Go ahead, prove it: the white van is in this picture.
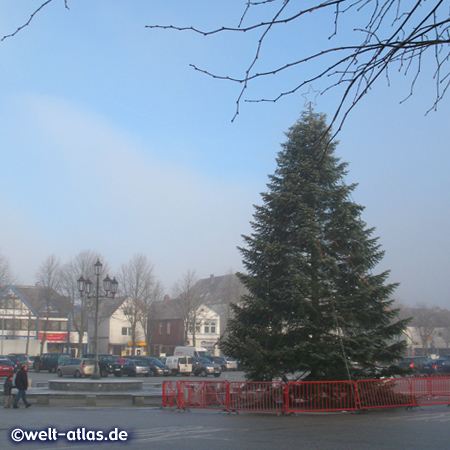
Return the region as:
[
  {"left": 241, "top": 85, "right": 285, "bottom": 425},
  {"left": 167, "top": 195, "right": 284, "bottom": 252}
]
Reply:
[
  {"left": 173, "top": 346, "right": 210, "bottom": 358},
  {"left": 165, "top": 356, "right": 193, "bottom": 376}
]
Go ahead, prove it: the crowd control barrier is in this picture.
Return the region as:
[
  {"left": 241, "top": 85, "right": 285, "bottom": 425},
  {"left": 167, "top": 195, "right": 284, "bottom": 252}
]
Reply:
[
  {"left": 162, "top": 375, "right": 450, "bottom": 414},
  {"left": 355, "top": 378, "right": 413, "bottom": 410},
  {"left": 411, "top": 376, "right": 450, "bottom": 406},
  {"left": 228, "top": 381, "right": 286, "bottom": 412},
  {"left": 286, "top": 380, "right": 357, "bottom": 413}
]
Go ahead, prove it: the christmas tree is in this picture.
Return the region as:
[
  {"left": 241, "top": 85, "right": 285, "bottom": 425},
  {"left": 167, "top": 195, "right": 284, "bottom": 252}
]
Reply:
[{"left": 221, "top": 110, "right": 409, "bottom": 381}]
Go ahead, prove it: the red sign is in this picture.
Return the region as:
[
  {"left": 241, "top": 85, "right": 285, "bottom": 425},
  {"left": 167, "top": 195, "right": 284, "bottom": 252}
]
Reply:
[{"left": 38, "top": 332, "right": 68, "bottom": 342}]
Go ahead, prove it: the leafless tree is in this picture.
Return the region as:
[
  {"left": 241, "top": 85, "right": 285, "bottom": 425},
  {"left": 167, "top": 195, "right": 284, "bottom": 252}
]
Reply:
[
  {"left": 172, "top": 269, "right": 205, "bottom": 346},
  {"left": 413, "top": 304, "right": 440, "bottom": 357},
  {"left": 118, "top": 254, "right": 162, "bottom": 355},
  {"left": 35, "top": 254, "right": 62, "bottom": 354},
  {"left": 3, "top": 1, "right": 449, "bottom": 152},
  {"left": 147, "top": 0, "right": 450, "bottom": 135},
  {"left": 60, "top": 250, "right": 111, "bottom": 356},
  {"left": 0, "top": 248, "right": 15, "bottom": 290}
]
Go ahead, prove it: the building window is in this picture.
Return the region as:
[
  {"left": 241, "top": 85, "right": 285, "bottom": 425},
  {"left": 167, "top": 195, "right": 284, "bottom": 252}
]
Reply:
[
  {"left": 122, "top": 327, "right": 127, "bottom": 336},
  {"left": 167, "top": 322, "right": 171, "bottom": 335},
  {"left": 195, "top": 321, "right": 201, "bottom": 333},
  {"left": 204, "top": 323, "right": 209, "bottom": 334},
  {"left": 210, "top": 322, "right": 216, "bottom": 334},
  {"left": 128, "top": 328, "right": 132, "bottom": 336},
  {"left": 159, "top": 322, "right": 163, "bottom": 335}
]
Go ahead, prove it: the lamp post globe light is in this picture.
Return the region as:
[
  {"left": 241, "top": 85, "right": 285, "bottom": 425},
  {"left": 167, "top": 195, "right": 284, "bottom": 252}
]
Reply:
[{"left": 77, "top": 259, "right": 118, "bottom": 380}]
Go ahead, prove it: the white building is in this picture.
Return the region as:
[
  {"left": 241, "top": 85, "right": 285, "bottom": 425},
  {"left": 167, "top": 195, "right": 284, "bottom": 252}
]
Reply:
[
  {"left": 96, "top": 296, "right": 147, "bottom": 356},
  {"left": 0, "top": 285, "right": 87, "bottom": 356}
]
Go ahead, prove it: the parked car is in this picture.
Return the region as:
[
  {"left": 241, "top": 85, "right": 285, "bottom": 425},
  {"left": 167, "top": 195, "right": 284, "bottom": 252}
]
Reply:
[
  {"left": 164, "top": 356, "right": 193, "bottom": 376},
  {"left": 192, "top": 357, "right": 221, "bottom": 378},
  {"left": 130, "top": 356, "right": 170, "bottom": 376},
  {"left": 28, "top": 356, "right": 36, "bottom": 370},
  {"left": 39, "top": 353, "right": 71, "bottom": 373},
  {"left": 0, "top": 357, "right": 15, "bottom": 377},
  {"left": 224, "top": 357, "right": 238, "bottom": 371},
  {"left": 210, "top": 356, "right": 238, "bottom": 371},
  {"left": 436, "top": 359, "right": 450, "bottom": 375},
  {"left": 237, "top": 359, "right": 247, "bottom": 371},
  {"left": 8, "top": 354, "right": 32, "bottom": 370},
  {"left": 209, "top": 356, "right": 227, "bottom": 371},
  {"left": 57, "top": 358, "right": 95, "bottom": 378},
  {"left": 417, "top": 359, "right": 439, "bottom": 376},
  {"left": 122, "top": 359, "right": 150, "bottom": 377},
  {"left": 396, "top": 356, "right": 428, "bottom": 371},
  {"left": 83, "top": 353, "right": 123, "bottom": 377}
]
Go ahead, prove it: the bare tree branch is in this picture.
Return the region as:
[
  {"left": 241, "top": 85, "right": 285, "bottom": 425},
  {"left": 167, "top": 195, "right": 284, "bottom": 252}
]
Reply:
[
  {"left": 147, "top": 0, "right": 450, "bottom": 143},
  {"left": 1, "top": 0, "right": 69, "bottom": 42}
]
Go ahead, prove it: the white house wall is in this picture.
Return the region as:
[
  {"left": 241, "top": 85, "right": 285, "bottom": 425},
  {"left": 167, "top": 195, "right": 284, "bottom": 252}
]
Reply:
[{"left": 188, "top": 305, "right": 221, "bottom": 356}]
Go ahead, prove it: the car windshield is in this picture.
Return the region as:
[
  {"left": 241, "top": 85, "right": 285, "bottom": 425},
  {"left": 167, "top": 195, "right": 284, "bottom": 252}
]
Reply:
[
  {"left": 200, "top": 358, "right": 212, "bottom": 364},
  {"left": 58, "top": 355, "right": 71, "bottom": 364}
]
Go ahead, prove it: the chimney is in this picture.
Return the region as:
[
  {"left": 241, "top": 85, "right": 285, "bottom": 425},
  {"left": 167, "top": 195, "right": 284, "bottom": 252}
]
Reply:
[{"left": 210, "top": 274, "right": 215, "bottom": 283}]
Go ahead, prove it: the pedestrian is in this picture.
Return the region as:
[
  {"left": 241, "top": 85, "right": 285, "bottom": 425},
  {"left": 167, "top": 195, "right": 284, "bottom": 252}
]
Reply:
[
  {"left": 13, "top": 364, "right": 31, "bottom": 409},
  {"left": 3, "top": 374, "right": 14, "bottom": 408},
  {"left": 34, "top": 354, "right": 41, "bottom": 373}
]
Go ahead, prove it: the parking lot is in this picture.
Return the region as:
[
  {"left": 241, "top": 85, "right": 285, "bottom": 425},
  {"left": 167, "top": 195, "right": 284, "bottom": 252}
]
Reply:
[{"left": 26, "top": 367, "right": 247, "bottom": 387}]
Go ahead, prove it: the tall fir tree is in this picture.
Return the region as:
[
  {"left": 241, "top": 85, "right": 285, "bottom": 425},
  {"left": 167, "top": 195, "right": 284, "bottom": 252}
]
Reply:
[{"left": 221, "top": 110, "right": 409, "bottom": 381}]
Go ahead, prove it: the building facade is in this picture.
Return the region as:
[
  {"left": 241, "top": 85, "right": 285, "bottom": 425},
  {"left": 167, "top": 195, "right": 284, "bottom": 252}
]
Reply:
[
  {"left": 0, "top": 285, "right": 87, "bottom": 356},
  {"left": 96, "top": 296, "right": 147, "bottom": 356},
  {"left": 150, "top": 299, "right": 221, "bottom": 357}
]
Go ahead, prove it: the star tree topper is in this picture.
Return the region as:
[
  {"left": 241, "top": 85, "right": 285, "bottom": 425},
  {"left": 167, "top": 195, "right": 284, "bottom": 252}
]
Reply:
[{"left": 301, "top": 85, "right": 320, "bottom": 110}]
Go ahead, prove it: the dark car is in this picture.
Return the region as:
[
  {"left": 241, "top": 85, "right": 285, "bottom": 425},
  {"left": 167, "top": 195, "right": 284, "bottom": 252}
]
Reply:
[
  {"left": 396, "top": 356, "right": 428, "bottom": 371},
  {"left": 39, "top": 353, "right": 71, "bottom": 373},
  {"left": 192, "top": 357, "right": 221, "bottom": 378},
  {"left": 8, "top": 354, "right": 32, "bottom": 370},
  {"left": 430, "top": 358, "right": 450, "bottom": 375},
  {"left": 209, "top": 356, "right": 227, "bottom": 371},
  {"left": 83, "top": 353, "right": 123, "bottom": 377},
  {"left": 417, "top": 359, "right": 439, "bottom": 376},
  {"left": 130, "top": 356, "right": 170, "bottom": 376}
]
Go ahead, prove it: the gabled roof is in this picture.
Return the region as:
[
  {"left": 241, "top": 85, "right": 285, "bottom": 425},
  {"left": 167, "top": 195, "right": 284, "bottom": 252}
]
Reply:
[
  {"left": 98, "top": 296, "right": 127, "bottom": 318},
  {"left": 1, "top": 285, "right": 72, "bottom": 318},
  {"left": 194, "top": 273, "right": 248, "bottom": 304}
]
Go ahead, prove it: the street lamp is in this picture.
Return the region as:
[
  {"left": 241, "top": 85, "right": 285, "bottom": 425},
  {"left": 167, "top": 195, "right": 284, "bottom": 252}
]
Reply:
[{"left": 77, "top": 259, "right": 118, "bottom": 380}]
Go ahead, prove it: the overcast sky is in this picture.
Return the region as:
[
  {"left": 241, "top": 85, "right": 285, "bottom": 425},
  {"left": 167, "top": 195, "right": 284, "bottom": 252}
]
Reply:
[{"left": 1, "top": 1, "right": 449, "bottom": 306}]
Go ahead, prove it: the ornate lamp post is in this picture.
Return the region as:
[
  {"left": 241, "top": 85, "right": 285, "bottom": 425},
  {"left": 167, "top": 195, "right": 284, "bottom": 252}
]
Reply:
[{"left": 77, "top": 259, "right": 118, "bottom": 380}]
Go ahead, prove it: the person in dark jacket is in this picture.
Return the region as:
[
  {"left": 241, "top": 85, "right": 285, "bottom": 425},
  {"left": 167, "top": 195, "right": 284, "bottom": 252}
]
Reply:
[
  {"left": 3, "top": 374, "right": 14, "bottom": 408},
  {"left": 13, "top": 365, "right": 31, "bottom": 409}
]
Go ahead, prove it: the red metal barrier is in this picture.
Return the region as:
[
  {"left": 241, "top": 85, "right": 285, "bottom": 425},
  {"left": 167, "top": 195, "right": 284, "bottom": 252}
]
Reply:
[
  {"left": 162, "top": 381, "right": 183, "bottom": 408},
  {"left": 287, "top": 381, "right": 357, "bottom": 413},
  {"left": 181, "top": 380, "right": 229, "bottom": 410},
  {"left": 163, "top": 376, "right": 450, "bottom": 413},
  {"left": 411, "top": 376, "right": 450, "bottom": 406},
  {"left": 356, "top": 378, "right": 414, "bottom": 409},
  {"left": 228, "top": 381, "right": 286, "bottom": 412}
]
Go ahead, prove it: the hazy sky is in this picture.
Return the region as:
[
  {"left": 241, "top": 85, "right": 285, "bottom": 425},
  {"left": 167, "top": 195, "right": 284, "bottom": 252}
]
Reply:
[{"left": 1, "top": 1, "right": 449, "bottom": 306}]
